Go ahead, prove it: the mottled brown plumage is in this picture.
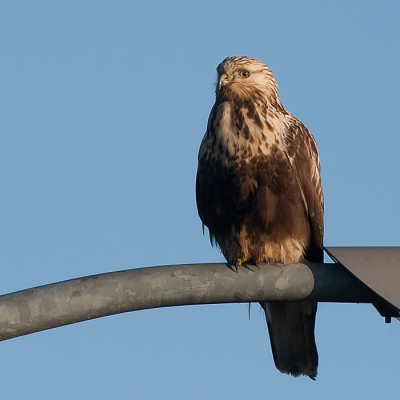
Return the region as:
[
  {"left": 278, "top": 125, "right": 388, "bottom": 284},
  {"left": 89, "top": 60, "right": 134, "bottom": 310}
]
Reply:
[{"left": 196, "top": 56, "right": 324, "bottom": 379}]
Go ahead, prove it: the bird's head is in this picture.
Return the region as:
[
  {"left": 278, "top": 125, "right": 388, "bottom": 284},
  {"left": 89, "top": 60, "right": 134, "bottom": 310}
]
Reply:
[{"left": 215, "top": 56, "right": 281, "bottom": 106}]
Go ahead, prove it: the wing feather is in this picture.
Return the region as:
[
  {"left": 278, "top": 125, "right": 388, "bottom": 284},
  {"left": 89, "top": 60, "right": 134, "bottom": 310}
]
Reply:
[{"left": 283, "top": 117, "right": 324, "bottom": 262}]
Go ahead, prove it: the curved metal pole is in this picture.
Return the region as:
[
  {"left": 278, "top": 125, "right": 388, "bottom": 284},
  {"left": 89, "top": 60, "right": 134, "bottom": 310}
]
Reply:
[{"left": 0, "top": 262, "right": 373, "bottom": 341}]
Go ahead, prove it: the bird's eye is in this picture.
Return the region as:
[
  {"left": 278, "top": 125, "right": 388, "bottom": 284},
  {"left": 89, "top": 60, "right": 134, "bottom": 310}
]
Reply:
[{"left": 238, "top": 70, "right": 250, "bottom": 78}]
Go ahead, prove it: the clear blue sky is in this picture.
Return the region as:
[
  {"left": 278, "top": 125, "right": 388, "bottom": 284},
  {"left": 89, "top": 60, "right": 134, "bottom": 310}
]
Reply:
[{"left": 1, "top": 1, "right": 400, "bottom": 398}]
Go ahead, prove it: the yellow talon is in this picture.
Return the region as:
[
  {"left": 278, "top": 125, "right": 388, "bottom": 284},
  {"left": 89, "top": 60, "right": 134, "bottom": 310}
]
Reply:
[{"left": 237, "top": 258, "right": 243, "bottom": 267}]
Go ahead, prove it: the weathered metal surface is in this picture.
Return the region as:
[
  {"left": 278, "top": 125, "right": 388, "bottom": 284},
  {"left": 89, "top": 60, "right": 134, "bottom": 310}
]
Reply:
[
  {"left": 325, "top": 247, "right": 400, "bottom": 314},
  {"left": 0, "top": 262, "right": 374, "bottom": 342}
]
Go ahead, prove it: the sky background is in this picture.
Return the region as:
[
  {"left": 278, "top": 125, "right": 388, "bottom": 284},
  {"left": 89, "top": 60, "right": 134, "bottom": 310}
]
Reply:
[{"left": 1, "top": 1, "right": 400, "bottom": 398}]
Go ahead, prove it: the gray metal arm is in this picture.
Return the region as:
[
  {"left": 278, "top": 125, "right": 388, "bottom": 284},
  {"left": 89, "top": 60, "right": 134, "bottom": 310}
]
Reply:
[{"left": 0, "top": 262, "right": 376, "bottom": 342}]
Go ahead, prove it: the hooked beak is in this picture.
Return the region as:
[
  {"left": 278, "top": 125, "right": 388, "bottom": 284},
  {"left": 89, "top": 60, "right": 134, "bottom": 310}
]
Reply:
[{"left": 218, "top": 73, "right": 229, "bottom": 90}]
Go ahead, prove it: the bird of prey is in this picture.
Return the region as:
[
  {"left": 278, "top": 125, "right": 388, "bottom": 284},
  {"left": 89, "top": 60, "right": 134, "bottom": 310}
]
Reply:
[{"left": 196, "top": 56, "right": 324, "bottom": 379}]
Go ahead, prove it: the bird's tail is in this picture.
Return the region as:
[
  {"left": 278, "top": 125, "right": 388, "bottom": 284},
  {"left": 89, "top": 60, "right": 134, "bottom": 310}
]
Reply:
[{"left": 261, "top": 301, "right": 318, "bottom": 380}]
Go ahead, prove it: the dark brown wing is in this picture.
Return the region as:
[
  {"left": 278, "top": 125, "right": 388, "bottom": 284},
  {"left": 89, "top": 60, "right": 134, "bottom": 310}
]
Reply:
[
  {"left": 195, "top": 103, "right": 227, "bottom": 243},
  {"left": 283, "top": 117, "right": 324, "bottom": 262}
]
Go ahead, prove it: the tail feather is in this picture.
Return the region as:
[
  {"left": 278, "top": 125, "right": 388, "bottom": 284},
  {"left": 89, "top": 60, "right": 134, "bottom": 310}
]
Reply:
[{"left": 261, "top": 301, "right": 318, "bottom": 380}]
